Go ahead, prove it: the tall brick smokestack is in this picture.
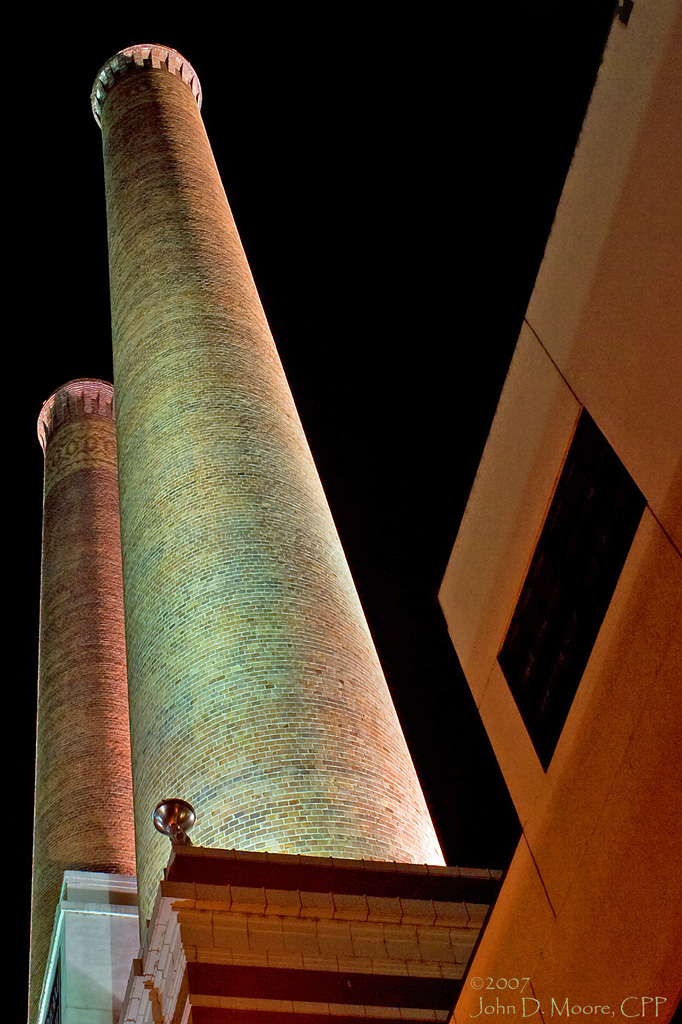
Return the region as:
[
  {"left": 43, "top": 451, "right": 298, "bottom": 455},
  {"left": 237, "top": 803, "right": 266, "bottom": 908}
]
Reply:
[
  {"left": 92, "top": 44, "right": 443, "bottom": 926},
  {"left": 29, "top": 379, "right": 135, "bottom": 1023}
]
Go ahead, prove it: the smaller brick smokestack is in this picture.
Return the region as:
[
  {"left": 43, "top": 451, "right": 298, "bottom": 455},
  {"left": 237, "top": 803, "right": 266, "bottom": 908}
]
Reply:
[{"left": 29, "top": 379, "right": 135, "bottom": 1024}]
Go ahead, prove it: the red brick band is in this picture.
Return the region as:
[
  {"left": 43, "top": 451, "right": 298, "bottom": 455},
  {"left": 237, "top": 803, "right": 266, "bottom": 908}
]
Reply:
[{"left": 187, "top": 961, "right": 460, "bottom": 1008}]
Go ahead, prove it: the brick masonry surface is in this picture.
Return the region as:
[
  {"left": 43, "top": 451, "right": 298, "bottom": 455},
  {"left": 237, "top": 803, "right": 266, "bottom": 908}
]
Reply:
[
  {"left": 30, "top": 380, "right": 135, "bottom": 1024},
  {"left": 96, "top": 47, "right": 443, "bottom": 928}
]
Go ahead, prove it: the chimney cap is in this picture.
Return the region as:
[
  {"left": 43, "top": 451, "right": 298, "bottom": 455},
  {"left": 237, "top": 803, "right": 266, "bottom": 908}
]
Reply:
[
  {"left": 37, "top": 378, "right": 115, "bottom": 452},
  {"left": 91, "top": 44, "right": 202, "bottom": 127}
]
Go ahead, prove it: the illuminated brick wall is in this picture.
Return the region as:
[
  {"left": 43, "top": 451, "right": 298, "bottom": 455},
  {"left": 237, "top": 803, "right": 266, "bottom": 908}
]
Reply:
[
  {"left": 93, "top": 45, "right": 443, "bottom": 927},
  {"left": 30, "top": 379, "right": 135, "bottom": 1023}
]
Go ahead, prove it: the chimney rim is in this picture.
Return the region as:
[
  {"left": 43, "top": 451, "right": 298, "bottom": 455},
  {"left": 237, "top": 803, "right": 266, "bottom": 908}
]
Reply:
[
  {"left": 90, "top": 44, "right": 202, "bottom": 127},
  {"left": 37, "top": 377, "right": 115, "bottom": 452}
]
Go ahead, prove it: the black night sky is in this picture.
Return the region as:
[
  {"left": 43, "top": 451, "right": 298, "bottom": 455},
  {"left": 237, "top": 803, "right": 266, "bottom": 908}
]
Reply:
[{"left": 11, "top": 3, "right": 617, "bottom": 1010}]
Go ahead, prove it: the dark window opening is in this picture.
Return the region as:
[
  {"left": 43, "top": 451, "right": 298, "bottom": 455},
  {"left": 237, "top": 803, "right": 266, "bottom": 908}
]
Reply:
[
  {"left": 498, "top": 410, "right": 645, "bottom": 769},
  {"left": 45, "top": 959, "right": 61, "bottom": 1024}
]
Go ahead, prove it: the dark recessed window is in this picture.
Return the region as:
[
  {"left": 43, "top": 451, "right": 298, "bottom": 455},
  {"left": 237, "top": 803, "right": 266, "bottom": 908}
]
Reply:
[
  {"left": 46, "top": 960, "right": 61, "bottom": 1024},
  {"left": 498, "top": 409, "right": 645, "bottom": 769}
]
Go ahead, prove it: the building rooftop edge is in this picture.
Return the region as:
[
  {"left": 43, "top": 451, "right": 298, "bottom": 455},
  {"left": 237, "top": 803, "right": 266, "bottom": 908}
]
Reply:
[
  {"left": 163, "top": 845, "right": 503, "bottom": 903},
  {"left": 37, "top": 378, "right": 115, "bottom": 452},
  {"left": 90, "top": 44, "right": 202, "bottom": 127}
]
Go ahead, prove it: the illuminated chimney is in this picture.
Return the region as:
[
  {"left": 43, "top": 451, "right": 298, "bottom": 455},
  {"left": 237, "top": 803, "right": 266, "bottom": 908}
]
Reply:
[
  {"left": 29, "top": 379, "right": 135, "bottom": 1022},
  {"left": 92, "top": 44, "right": 443, "bottom": 927}
]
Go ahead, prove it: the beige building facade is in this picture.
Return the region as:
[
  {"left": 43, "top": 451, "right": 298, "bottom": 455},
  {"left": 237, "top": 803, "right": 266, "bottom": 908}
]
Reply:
[{"left": 440, "top": 2, "right": 682, "bottom": 1017}]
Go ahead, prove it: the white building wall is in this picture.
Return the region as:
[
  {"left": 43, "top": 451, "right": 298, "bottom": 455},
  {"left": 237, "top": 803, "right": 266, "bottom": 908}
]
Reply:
[{"left": 37, "top": 871, "right": 138, "bottom": 1024}]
